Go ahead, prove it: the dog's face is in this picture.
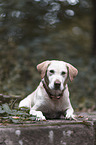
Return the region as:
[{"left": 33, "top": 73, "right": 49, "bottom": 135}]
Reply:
[
  {"left": 46, "top": 61, "right": 68, "bottom": 91},
  {"left": 37, "top": 60, "right": 78, "bottom": 93}
]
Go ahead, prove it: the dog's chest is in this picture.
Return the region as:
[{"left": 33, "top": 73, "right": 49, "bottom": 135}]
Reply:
[
  {"left": 39, "top": 82, "right": 67, "bottom": 113},
  {"left": 45, "top": 98, "right": 64, "bottom": 112},
  {"left": 43, "top": 99, "right": 65, "bottom": 119}
]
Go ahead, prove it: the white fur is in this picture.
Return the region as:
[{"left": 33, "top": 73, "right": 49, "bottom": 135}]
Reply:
[
  {"left": 19, "top": 60, "right": 78, "bottom": 120},
  {"left": 47, "top": 61, "right": 68, "bottom": 91}
]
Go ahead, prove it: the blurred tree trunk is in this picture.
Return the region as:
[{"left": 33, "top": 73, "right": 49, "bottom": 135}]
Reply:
[{"left": 92, "top": 0, "right": 96, "bottom": 56}]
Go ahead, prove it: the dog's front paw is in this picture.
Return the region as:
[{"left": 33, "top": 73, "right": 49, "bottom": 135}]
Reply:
[
  {"left": 65, "top": 109, "right": 75, "bottom": 120},
  {"left": 30, "top": 110, "right": 46, "bottom": 121}
]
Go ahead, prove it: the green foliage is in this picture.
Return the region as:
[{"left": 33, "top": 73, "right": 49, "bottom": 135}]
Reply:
[{"left": 0, "top": 103, "right": 36, "bottom": 124}]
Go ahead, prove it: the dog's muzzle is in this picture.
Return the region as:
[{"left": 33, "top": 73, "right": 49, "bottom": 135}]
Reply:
[
  {"left": 54, "top": 80, "right": 61, "bottom": 90},
  {"left": 42, "top": 80, "right": 65, "bottom": 100}
]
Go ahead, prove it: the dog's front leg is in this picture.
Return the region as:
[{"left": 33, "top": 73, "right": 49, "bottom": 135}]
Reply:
[
  {"left": 30, "top": 109, "right": 46, "bottom": 121},
  {"left": 65, "top": 107, "right": 75, "bottom": 120},
  {"left": 30, "top": 103, "right": 46, "bottom": 121}
]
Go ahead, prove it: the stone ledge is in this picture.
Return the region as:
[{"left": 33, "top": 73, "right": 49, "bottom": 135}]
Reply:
[{"left": 0, "top": 112, "right": 96, "bottom": 145}]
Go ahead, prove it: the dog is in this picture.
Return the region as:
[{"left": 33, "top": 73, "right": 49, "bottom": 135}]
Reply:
[{"left": 19, "top": 60, "right": 78, "bottom": 120}]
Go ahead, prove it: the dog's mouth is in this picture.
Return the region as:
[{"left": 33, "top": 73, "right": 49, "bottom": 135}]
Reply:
[{"left": 49, "top": 89, "right": 63, "bottom": 99}]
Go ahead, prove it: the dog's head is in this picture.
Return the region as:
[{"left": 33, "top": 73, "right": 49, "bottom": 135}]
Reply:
[{"left": 37, "top": 60, "right": 78, "bottom": 93}]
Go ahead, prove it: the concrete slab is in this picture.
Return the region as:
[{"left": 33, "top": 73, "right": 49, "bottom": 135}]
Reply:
[{"left": 0, "top": 119, "right": 95, "bottom": 145}]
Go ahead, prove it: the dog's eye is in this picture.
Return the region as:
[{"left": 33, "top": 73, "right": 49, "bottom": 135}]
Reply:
[
  {"left": 61, "top": 71, "right": 66, "bottom": 75},
  {"left": 49, "top": 70, "right": 54, "bottom": 74}
]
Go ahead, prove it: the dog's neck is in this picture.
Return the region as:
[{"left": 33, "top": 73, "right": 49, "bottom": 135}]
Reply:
[{"left": 42, "top": 79, "right": 66, "bottom": 100}]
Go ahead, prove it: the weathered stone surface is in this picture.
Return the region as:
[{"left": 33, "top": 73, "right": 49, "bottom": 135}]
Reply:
[
  {"left": 0, "top": 112, "right": 96, "bottom": 145},
  {"left": 0, "top": 119, "right": 95, "bottom": 145}
]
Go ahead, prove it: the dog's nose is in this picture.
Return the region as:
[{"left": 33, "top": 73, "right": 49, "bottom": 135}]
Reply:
[{"left": 54, "top": 80, "right": 61, "bottom": 90}]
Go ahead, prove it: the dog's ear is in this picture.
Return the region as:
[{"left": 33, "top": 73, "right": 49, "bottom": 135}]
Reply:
[
  {"left": 66, "top": 63, "right": 78, "bottom": 81},
  {"left": 37, "top": 61, "right": 51, "bottom": 79}
]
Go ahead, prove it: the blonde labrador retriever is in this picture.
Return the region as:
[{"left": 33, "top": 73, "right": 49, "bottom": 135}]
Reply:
[{"left": 19, "top": 60, "right": 78, "bottom": 120}]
